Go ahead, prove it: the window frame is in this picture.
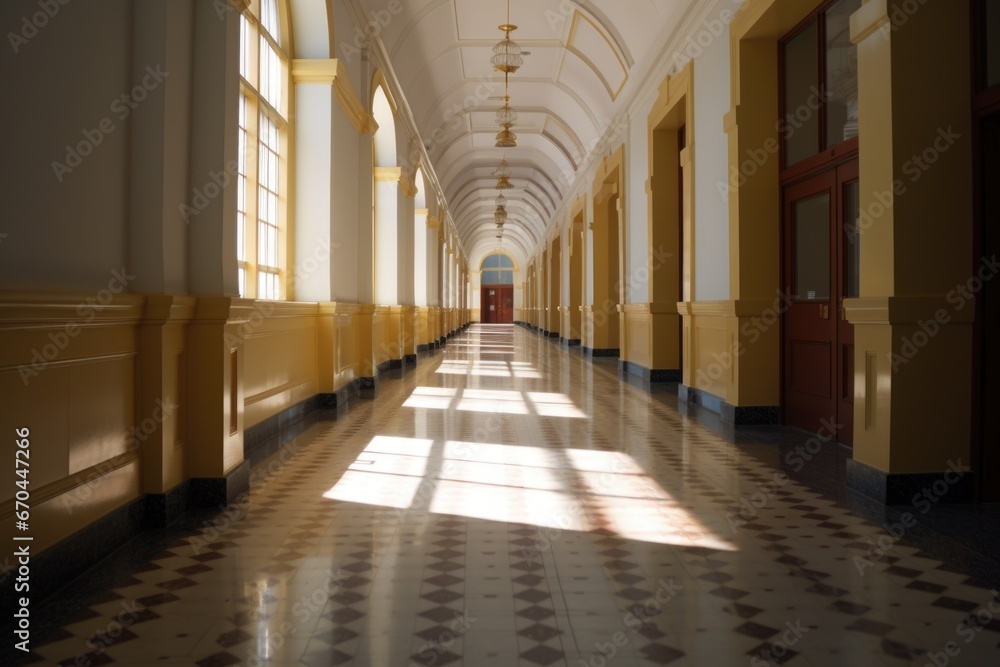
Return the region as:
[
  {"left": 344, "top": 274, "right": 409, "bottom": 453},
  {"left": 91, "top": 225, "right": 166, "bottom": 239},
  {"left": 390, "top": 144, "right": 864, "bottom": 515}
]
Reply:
[
  {"left": 778, "top": 0, "right": 861, "bottom": 184},
  {"left": 238, "top": 0, "right": 290, "bottom": 300}
]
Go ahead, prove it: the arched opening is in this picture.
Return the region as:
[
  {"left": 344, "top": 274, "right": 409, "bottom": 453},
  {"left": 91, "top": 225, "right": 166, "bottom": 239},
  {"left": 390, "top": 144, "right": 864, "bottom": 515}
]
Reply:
[
  {"left": 237, "top": 0, "right": 290, "bottom": 300},
  {"left": 413, "top": 167, "right": 429, "bottom": 308},
  {"left": 480, "top": 253, "right": 515, "bottom": 324},
  {"left": 373, "top": 84, "right": 398, "bottom": 306}
]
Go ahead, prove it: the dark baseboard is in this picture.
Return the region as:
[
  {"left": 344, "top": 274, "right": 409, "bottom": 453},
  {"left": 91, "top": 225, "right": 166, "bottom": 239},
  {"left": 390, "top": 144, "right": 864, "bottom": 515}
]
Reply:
[
  {"left": 546, "top": 331, "right": 559, "bottom": 339},
  {"left": 679, "top": 385, "right": 780, "bottom": 426},
  {"left": 404, "top": 353, "right": 417, "bottom": 365},
  {"left": 244, "top": 395, "right": 326, "bottom": 463},
  {"left": 846, "top": 458, "right": 976, "bottom": 506},
  {"left": 0, "top": 496, "right": 148, "bottom": 615},
  {"left": 2, "top": 456, "right": 252, "bottom": 621},
  {"left": 563, "top": 338, "right": 581, "bottom": 348},
  {"left": 583, "top": 347, "right": 620, "bottom": 359},
  {"left": 618, "top": 360, "right": 681, "bottom": 384}
]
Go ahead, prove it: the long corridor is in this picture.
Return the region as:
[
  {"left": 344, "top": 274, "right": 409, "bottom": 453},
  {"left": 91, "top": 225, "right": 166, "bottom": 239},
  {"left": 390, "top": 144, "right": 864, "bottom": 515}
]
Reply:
[{"left": 15, "top": 325, "right": 1000, "bottom": 667}]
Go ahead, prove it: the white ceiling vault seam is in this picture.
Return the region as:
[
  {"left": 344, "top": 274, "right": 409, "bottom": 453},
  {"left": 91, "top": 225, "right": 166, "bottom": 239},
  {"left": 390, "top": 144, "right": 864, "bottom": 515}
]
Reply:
[{"left": 350, "top": 0, "right": 708, "bottom": 269}]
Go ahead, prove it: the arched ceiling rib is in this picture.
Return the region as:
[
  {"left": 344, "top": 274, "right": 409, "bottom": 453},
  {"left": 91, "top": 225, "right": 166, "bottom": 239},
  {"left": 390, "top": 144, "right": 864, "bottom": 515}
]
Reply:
[{"left": 357, "top": 0, "right": 699, "bottom": 266}]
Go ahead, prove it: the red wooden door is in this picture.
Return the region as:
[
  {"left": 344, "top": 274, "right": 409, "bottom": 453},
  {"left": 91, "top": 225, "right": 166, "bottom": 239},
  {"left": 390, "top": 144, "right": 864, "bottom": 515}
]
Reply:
[
  {"left": 482, "top": 287, "right": 513, "bottom": 324},
  {"left": 782, "top": 159, "right": 858, "bottom": 444}
]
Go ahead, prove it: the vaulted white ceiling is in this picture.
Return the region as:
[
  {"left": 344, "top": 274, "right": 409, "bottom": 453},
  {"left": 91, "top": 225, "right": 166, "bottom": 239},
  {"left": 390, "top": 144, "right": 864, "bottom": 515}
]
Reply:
[{"left": 359, "top": 0, "right": 699, "bottom": 266}]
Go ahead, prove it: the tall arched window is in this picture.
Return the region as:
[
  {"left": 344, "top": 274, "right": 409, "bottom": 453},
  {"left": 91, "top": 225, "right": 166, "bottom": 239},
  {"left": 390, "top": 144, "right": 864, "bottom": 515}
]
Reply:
[
  {"left": 413, "top": 167, "right": 430, "bottom": 307},
  {"left": 481, "top": 254, "right": 514, "bottom": 285},
  {"left": 238, "top": 0, "right": 289, "bottom": 299},
  {"left": 372, "top": 84, "right": 397, "bottom": 305}
]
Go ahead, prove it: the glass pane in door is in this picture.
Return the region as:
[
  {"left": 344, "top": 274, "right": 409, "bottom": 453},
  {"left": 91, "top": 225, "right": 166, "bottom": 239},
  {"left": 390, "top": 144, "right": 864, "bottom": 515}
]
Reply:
[
  {"left": 794, "top": 193, "right": 831, "bottom": 300},
  {"left": 783, "top": 20, "right": 820, "bottom": 165},
  {"left": 825, "top": 0, "right": 861, "bottom": 146}
]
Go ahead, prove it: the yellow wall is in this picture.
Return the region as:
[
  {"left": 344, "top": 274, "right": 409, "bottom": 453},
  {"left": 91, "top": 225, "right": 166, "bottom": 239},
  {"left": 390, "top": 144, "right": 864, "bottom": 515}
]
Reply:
[
  {"left": 0, "top": 292, "right": 465, "bottom": 560},
  {"left": 1, "top": 293, "right": 144, "bottom": 553}
]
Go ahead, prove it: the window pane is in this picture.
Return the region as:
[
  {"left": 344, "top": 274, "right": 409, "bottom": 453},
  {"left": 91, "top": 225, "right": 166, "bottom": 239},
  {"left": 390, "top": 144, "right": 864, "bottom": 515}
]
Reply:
[
  {"left": 793, "top": 192, "right": 831, "bottom": 301},
  {"left": 260, "top": 39, "right": 282, "bottom": 112},
  {"left": 237, "top": 211, "right": 246, "bottom": 262},
  {"left": 783, "top": 20, "right": 820, "bottom": 166},
  {"left": 843, "top": 181, "right": 860, "bottom": 299},
  {"left": 238, "top": 267, "right": 246, "bottom": 298},
  {"left": 239, "top": 14, "right": 250, "bottom": 80},
  {"left": 261, "top": 0, "right": 279, "bottom": 39},
  {"left": 988, "top": 0, "right": 1000, "bottom": 88},
  {"left": 825, "top": 0, "right": 861, "bottom": 147}
]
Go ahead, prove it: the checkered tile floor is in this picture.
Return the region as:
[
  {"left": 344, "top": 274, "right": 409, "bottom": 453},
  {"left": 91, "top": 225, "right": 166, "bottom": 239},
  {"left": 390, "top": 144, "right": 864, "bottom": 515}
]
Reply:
[{"left": 16, "top": 325, "right": 1000, "bottom": 665}]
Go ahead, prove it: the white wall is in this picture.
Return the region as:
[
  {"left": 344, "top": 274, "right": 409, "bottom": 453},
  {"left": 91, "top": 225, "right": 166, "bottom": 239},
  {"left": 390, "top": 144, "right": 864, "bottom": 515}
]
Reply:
[
  {"left": 0, "top": 0, "right": 132, "bottom": 291},
  {"left": 294, "top": 84, "right": 333, "bottom": 302},
  {"left": 332, "top": 102, "right": 362, "bottom": 302},
  {"left": 692, "top": 0, "right": 736, "bottom": 302},
  {"left": 627, "top": 97, "right": 656, "bottom": 305}
]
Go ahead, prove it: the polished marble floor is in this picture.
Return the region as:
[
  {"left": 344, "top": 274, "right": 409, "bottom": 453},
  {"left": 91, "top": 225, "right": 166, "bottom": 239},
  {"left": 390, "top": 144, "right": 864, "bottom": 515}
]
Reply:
[{"left": 12, "top": 325, "right": 1000, "bottom": 666}]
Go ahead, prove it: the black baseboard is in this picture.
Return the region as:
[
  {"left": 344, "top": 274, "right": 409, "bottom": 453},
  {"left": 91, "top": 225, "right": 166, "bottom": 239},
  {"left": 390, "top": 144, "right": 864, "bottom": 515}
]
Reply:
[
  {"left": 562, "top": 338, "right": 581, "bottom": 348},
  {"left": 1, "top": 457, "right": 252, "bottom": 622},
  {"left": 846, "top": 459, "right": 976, "bottom": 506},
  {"left": 244, "top": 395, "right": 325, "bottom": 462},
  {"left": 546, "top": 331, "right": 559, "bottom": 339},
  {"left": 404, "top": 353, "right": 417, "bottom": 365},
  {"left": 0, "top": 496, "right": 149, "bottom": 616},
  {"left": 378, "top": 359, "right": 401, "bottom": 374},
  {"left": 618, "top": 360, "right": 681, "bottom": 384},
  {"left": 583, "top": 347, "right": 620, "bottom": 359},
  {"left": 679, "top": 385, "right": 780, "bottom": 425}
]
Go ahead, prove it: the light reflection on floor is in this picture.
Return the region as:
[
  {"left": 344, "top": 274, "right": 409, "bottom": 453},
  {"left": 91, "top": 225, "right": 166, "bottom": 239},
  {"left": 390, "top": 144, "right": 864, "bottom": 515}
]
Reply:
[{"left": 323, "top": 435, "right": 737, "bottom": 551}]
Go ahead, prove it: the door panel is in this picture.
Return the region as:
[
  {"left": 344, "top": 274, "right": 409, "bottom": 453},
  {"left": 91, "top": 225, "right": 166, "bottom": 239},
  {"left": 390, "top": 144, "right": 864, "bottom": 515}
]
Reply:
[
  {"left": 482, "top": 286, "right": 514, "bottom": 325},
  {"left": 783, "top": 160, "right": 857, "bottom": 444},
  {"left": 784, "top": 171, "right": 837, "bottom": 435}
]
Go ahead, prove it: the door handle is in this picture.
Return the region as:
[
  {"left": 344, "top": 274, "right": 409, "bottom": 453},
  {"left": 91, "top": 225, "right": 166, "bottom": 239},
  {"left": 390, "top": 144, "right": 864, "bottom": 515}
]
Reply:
[{"left": 820, "top": 304, "right": 830, "bottom": 319}]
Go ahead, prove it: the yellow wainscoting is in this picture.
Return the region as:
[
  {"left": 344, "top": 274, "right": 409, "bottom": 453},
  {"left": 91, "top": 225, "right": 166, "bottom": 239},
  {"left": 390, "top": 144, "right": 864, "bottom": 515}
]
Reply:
[
  {"left": 0, "top": 293, "right": 145, "bottom": 554},
  {"left": 621, "top": 305, "right": 652, "bottom": 371},
  {"left": 242, "top": 302, "right": 320, "bottom": 430}
]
